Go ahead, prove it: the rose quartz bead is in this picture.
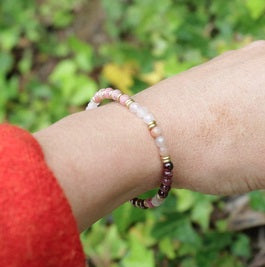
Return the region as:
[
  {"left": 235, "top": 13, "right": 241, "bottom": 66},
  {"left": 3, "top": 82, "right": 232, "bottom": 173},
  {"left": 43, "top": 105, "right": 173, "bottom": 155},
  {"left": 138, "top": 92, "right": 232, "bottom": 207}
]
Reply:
[
  {"left": 155, "top": 136, "right": 165, "bottom": 148},
  {"left": 95, "top": 92, "right": 103, "bottom": 101},
  {"left": 104, "top": 88, "right": 113, "bottom": 98},
  {"left": 129, "top": 102, "right": 140, "bottom": 113},
  {"left": 145, "top": 199, "right": 154, "bottom": 208},
  {"left": 120, "top": 94, "right": 130, "bottom": 105},
  {"left": 159, "top": 146, "right": 169, "bottom": 157},
  {"left": 112, "top": 89, "right": 122, "bottom": 100},
  {"left": 150, "top": 126, "right": 162, "bottom": 138},
  {"left": 93, "top": 95, "right": 101, "bottom": 103}
]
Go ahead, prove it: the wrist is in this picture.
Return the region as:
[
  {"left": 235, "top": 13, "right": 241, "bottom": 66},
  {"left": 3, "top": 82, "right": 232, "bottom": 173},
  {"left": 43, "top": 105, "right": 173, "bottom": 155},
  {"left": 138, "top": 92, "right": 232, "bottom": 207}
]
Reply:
[{"left": 34, "top": 101, "right": 160, "bottom": 230}]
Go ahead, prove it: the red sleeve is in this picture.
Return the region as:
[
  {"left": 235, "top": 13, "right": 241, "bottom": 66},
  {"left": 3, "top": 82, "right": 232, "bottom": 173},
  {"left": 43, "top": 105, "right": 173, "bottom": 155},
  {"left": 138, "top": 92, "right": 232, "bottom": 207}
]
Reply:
[{"left": 0, "top": 124, "right": 85, "bottom": 267}]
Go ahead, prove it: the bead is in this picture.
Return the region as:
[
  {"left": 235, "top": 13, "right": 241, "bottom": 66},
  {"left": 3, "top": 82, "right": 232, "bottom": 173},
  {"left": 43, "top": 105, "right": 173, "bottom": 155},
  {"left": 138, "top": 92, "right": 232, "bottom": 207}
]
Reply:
[
  {"left": 139, "top": 199, "right": 147, "bottom": 209},
  {"left": 85, "top": 101, "right": 98, "bottom": 110},
  {"left": 104, "top": 88, "right": 113, "bottom": 98},
  {"left": 163, "top": 169, "right": 173, "bottom": 177},
  {"left": 145, "top": 199, "right": 154, "bottom": 208},
  {"left": 112, "top": 89, "right": 122, "bottom": 100},
  {"left": 102, "top": 89, "right": 110, "bottom": 99},
  {"left": 161, "top": 155, "right": 171, "bottom": 163},
  {"left": 150, "top": 126, "right": 162, "bottom": 138},
  {"left": 143, "top": 113, "right": 155, "bottom": 124},
  {"left": 120, "top": 94, "right": 130, "bottom": 105},
  {"left": 158, "top": 189, "right": 168, "bottom": 198},
  {"left": 131, "top": 198, "right": 137, "bottom": 207},
  {"left": 136, "top": 106, "right": 149, "bottom": 119},
  {"left": 162, "top": 177, "right": 172, "bottom": 186},
  {"left": 129, "top": 102, "right": 140, "bottom": 113},
  {"left": 159, "top": 147, "right": 169, "bottom": 157},
  {"left": 117, "top": 93, "right": 123, "bottom": 101},
  {"left": 151, "top": 194, "right": 164, "bottom": 207},
  {"left": 93, "top": 94, "right": 101, "bottom": 102},
  {"left": 125, "top": 99, "right": 134, "bottom": 108},
  {"left": 148, "top": 121, "right": 157, "bottom": 129},
  {"left": 164, "top": 161, "right": 174, "bottom": 171},
  {"left": 160, "top": 184, "right": 171, "bottom": 192},
  {"left": 155, "top": 136, "right": 165, "bottom": 148}
]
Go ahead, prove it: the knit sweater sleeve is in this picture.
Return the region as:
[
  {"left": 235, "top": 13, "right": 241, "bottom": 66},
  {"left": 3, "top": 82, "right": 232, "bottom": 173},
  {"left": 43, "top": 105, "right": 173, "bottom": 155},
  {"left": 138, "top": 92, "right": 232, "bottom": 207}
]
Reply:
[{"left": 0, "top": 124, "right": 85, "bottom": 267}]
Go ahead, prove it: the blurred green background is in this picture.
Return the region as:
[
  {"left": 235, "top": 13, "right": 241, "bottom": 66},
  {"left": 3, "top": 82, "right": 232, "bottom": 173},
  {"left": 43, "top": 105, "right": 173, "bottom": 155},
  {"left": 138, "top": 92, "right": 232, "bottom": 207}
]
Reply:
[{"left": 1, "top": 0, "right": 265, "bottom": 266}]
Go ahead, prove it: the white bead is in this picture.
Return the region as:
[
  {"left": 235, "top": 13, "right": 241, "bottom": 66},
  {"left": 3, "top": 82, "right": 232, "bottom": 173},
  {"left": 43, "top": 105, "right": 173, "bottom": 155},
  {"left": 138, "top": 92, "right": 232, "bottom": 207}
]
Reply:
[
  {"left": 151, "top": 195, "right": 164, "bottom": 207},
  {"left": 155, "top": 136, "right": 165, "bottom": 147},
  {"left": 143, "top": 113, "right": 155, "bottom": 124},
  {"left": 85, "top": 101, "right": 98, "bottom": 110},
  {"left": 129, "top": 102, "right": 140, "bottom": 113},
  {"left": 136, "top": 106, "right": 148, "bottom": 119}
]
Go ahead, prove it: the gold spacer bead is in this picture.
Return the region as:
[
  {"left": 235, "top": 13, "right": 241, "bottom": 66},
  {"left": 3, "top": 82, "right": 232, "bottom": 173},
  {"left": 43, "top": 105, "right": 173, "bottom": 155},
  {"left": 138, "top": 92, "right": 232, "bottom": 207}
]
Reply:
[
  {"left": 117, "top": 93, "right": 123, "bottom": 102},
  {"left": 161, "top": 156, "right": 171, "bottom": 163},
  {"left": 148, "top": 121, "right": 157, "bottom": 130},
  {"left": 125, "top": 99, "right": 134, "bottom": 108}
]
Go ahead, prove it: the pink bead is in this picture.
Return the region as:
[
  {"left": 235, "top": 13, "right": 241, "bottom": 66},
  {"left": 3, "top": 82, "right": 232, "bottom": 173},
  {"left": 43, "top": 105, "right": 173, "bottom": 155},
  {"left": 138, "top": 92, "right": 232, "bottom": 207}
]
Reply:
[
  {"left": 146, "top": 199, "right": 155, "bottom": 208},
  {"left": 112, "top": 89, "right": 122, "bottom": 100},
  {"left": 150, "top": 126, "right": 162, "bottom": 138},
  {"left": 104, "top": 88, "right": 113, "bottom": 98},
  {"left": 94, "top": 92, "right": 102, "bottom": 103},
  {"left": 93, "top": 95, "right": 101, "bottom": 103},
  {"left": 119, "top": 94, "right": 130, "bottom": 105}
]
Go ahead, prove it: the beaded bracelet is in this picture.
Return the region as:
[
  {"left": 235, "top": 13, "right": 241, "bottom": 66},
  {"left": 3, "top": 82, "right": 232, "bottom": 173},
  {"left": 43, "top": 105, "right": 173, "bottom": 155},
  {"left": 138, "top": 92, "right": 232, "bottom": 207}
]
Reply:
[{"left": 86, "top": 88, "right": 174, "bottom": 209}]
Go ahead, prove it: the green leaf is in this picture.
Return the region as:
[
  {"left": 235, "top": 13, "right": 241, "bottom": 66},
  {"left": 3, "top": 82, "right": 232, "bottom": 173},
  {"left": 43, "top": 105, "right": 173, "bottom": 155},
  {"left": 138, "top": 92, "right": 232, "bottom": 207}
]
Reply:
[
  {"left": 69, "top": 75, "right": 97, "bottom": 106},
  {"left": 175, "top": 189, "right": 195, "bottom": 212},
  {"left": 18, "top": 49, "right": 32, "bottom": 74},
  {"left": 246, "top": 0, "right": 265, "bottom": 19},
  {"left": 231, "top": 234, "right": 251, "bottom": 259},
  {"left": 158, "top": 237, "right": 176, "bottom": 259},
  {"left": 112, "top": 202, "right": 146, "bottom": 235},
  {"left": 152, "top": 215, "right": 201, "bottom": 248},
  {"left": 249, "top": 190, "right": 265, "bottom": 212},
  {"left": 69, "top": 36, "right": 93, "bottom": 71},
  {"left": 0, "top": 52, "right": 13, "bottom": 74},
  {"left": 122, "top": 230, "right": 155, "bottom": 267},
  {"left": 49, "top": 60, "right": 77, "bottom": 84},
  {"left": 191, "top": 199, "right": 213, "bottom": 231}
]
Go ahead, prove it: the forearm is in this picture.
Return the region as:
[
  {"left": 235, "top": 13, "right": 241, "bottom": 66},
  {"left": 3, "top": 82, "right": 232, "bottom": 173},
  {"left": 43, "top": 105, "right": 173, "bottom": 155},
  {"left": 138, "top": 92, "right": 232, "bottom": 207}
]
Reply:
[{"left": 34, "top": 41, "right": 265, "bottom": 231}]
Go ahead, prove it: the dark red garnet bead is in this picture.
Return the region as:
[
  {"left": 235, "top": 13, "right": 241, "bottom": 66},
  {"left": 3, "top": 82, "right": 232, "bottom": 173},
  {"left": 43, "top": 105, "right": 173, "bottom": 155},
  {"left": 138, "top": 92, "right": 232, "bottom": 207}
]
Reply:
[
  {"left": 163, "top": 161, "right": 174, "bottom": 171},
  {"left": 160, "top": 184, "right": 171, "bottom": 192},
  {"left": 131, "top": 198, "right": 137, "bottom": 206},
  {"left": 163, "top": 170, "right": 173, "bottom": 178},
  {"left": 162, "top": 177, "right": 172, "bottom": 186},
  {"left": 158, "top": 189, "right": 168, "bottom": 198}
]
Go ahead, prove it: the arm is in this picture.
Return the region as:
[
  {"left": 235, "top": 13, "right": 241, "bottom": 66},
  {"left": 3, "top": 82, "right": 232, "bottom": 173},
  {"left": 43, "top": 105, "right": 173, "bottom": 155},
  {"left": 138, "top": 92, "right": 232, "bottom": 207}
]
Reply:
[{"left": 34, "top": 41, "right": 265, "bottom": 232}]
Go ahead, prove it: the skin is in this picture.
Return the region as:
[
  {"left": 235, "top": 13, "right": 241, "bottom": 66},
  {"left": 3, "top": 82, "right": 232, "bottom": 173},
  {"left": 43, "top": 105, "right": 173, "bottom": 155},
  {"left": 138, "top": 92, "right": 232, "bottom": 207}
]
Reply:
[{"left": 34, "top": 41, "right": 265, "bottom": 232}]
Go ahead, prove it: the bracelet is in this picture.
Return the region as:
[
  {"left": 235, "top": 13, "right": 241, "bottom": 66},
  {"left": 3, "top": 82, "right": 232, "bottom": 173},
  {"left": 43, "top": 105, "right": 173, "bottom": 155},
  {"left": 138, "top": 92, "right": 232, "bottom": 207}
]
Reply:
[{"left": 86, "top": 88, "right": 174, "bottom": 209}]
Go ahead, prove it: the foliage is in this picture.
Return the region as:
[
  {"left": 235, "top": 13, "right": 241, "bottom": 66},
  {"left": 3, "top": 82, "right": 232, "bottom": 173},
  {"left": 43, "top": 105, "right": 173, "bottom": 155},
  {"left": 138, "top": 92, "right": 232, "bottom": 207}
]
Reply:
[{"left": 1, "top": 0, "right": 265, "bottom": 266}]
